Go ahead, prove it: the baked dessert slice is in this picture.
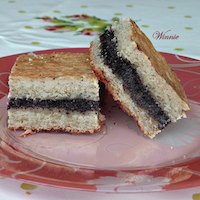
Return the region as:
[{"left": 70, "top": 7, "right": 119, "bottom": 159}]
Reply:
[
  {"left": 90, "top": 17, "right": 190, "bottom": 138},
  {"left": 8, "top": 52, "right": 105, "bottom": 134}
]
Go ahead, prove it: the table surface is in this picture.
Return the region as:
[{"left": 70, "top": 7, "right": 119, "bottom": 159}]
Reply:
[{"left": 0, "top": 0, "right": 200, "bottom": 199}]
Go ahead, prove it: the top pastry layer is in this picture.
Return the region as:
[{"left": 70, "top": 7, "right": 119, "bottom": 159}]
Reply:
[
  {"left": 10, "top": 52, "right": 96, "bottom": 80},
  {"left": 9, "top": 52, "right": 99, "bottom": 101}
]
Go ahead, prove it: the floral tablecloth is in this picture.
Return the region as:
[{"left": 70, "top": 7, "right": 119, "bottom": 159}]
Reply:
[{"left": 0, "top": 0, "right": 200, "bottom": 199}]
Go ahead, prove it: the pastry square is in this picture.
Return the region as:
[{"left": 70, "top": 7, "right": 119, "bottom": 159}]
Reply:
[
  {"left": 90, "top": 18, "right": 189, "bottom": 138},
  {"left": 8, "top": 52, "right": 105, "bottom": 134}
]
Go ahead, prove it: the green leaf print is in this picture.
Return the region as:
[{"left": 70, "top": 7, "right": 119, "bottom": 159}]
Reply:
[{"left": 36, "top": 14, "right": 139, "bottom": 36}]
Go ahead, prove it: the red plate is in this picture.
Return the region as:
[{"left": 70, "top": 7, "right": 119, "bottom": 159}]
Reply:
[{"left": 0, "top": 48, "right": 200, "bottom": 193}]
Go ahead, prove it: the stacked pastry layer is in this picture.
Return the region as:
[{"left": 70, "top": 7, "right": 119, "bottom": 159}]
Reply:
[
  {"left": 90, "top": 17, "right": 190, "bottom": 138},
  {"left": 8, "top": 52, "right": 105, "bottom": 134}
]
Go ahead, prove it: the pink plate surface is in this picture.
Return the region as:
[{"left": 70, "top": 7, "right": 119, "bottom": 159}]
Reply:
[{"left": 0, "top": 48, "right": 200, "bottom": 193}]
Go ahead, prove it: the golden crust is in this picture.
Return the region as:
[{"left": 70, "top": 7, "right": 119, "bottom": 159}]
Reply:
[
  {"left": 10, "top": 52, "right": 96, "bottom": 80},
  {"left": 130, "top": 20, "right": 189, "bottom": 110}
]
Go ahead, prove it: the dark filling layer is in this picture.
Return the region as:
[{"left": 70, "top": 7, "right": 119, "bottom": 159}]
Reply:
[
  {"left": 8, "top": 98, "right": 99, "bottom": 112},
  {"left": 100, "top": 29, "right": 171, "bottom": 129}
]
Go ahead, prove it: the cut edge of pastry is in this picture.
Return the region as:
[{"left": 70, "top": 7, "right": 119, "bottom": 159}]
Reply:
[{"left": 90, "top": 17, "right": 190, "bottom": 138}]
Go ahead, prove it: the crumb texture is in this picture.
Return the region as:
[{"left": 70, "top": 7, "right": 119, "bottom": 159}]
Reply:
[{"left": 8, "top": 108, "right": 104, "bottom": 134}]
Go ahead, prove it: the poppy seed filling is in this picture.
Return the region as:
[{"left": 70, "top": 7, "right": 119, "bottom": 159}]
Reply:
[
  {"left": 8, "top": 98, "right": 100, "bottom": 112},
  {"left": 99, "top": 29, "right": 171, "bottom": 129}
]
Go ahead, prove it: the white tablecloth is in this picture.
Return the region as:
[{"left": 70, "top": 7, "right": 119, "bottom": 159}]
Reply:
[
  {"left": 0, "top": 0, "right": 200, "bottom": 199},
  {"left": 0, "top": 0, "right": 200, "bottom": 59}
]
